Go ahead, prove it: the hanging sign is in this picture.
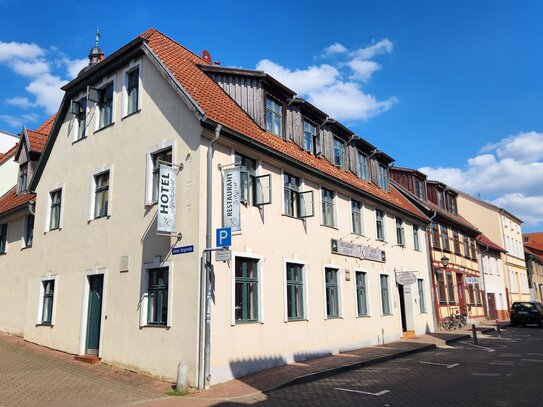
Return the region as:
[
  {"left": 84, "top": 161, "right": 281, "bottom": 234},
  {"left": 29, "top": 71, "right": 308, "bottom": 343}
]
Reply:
[
  {"left": 396, "top": 272, "right": 417, "bottom": 286},
  {"left": 223, "top": 167, "right": 241, "bottom": 231},
  {"left": 157, "top": 164, "right": 177, "bottom": 233},
  {"left": 331, "top": 239, "right": 386, "bottom": 263}
]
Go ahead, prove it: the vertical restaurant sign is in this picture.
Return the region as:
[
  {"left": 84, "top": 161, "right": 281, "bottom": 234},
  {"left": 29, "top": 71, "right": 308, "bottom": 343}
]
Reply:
[
  {"left": 223, "top": 167, "right": 241, "bottom": 231},
  {"left": 157, "top": 164, "right": 177, "bottom": 233}
]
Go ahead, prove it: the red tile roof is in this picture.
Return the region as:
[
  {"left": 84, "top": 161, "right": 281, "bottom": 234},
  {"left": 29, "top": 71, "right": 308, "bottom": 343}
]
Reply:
[
  {"left": 27, "top": 130, "right": 48, "bottom": 153},
  {"left": 476, "top": 234, "right": 505, "bottom": 253},
  {"left": 35, "top": 114, "right": 56, "bottom": 135},
  {"left": 0, "top": 187, "right": 35, "bottom": 215},
  {"left": 140, "top": 29, "right": 428, "bottom": 221},
  {"left": 0, "top": 144, "right": 17, "bottom": 166},
  {"left": 525, "top": 241, "right": 543, "bottom": 256},
  {"left": 524, "top": 232, "right": 543, "bottom": 244}
]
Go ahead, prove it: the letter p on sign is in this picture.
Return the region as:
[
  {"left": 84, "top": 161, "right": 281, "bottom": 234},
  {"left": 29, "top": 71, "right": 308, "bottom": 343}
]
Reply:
[{"left": 216, "top": 227, "right": 232, "bottom": 247}]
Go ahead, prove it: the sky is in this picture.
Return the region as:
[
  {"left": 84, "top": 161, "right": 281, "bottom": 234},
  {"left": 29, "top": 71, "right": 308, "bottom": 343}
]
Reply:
[{"left": 0, "top": 0, "right": 542, "bottom": 231}]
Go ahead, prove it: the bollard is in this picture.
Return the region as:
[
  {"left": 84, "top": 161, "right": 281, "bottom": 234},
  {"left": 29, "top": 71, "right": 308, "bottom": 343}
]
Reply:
[
  {"left": 496, "top": 319, "right": 501, "bottom": 338},
  {"left": 472, "top": 324, "right": 478, "bottom": 345},
  {"left": 176, "top": 361, "right": 188, "bottom": 393}
]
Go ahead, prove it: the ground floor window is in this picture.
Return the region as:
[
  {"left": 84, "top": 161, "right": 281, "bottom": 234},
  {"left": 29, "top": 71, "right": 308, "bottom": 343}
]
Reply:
[
  {"left": 41, "top": 280, "right": 55, "bottom": 324},
  {"left": 325, "top": 268, "right": 340, "bottom": 318},
  {"left": 437, "top": 271, "right": 447, "bottom": 303},
  {"left": 148, "top": 267, "right": 168, "bottom": 325},
  {"left": 286, "top": 263, "right": 304, "bottom": 320},
  {"left": 380, "top": 274, "right": 391, "bottom": 315},
  {"left": 235, "top": 257, "right": 259, "bottom": 322},
  {"left": 446, "top": 272, "right": 456, "bottom": 304},
  {"left": 356, "top": 271, "right": 368, "bottom": 316},
  {"left": 418, "top": 279, "right": 426, "bottom": 313}
]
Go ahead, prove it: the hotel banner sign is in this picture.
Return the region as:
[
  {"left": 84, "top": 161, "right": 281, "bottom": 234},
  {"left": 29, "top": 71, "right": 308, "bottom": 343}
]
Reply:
[
  {"left": 331, "top": 239, "right": 386, "bottom": 263},
  {"left": 157, "top": 164, "right": 177, "bottom": 233},
  {"left": 223, "top": 167, "right": 241, "bottom": 232}
]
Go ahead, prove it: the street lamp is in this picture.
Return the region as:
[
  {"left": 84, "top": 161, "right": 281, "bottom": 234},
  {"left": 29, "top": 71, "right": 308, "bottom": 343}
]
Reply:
[{"left": 440, "top": 255, "right": 449, "bottom": 268}]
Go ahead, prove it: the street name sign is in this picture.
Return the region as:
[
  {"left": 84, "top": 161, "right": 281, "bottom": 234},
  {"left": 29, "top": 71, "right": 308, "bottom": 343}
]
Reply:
[{"left": 172, "top": 245, "right": 194, "bottom": 255}]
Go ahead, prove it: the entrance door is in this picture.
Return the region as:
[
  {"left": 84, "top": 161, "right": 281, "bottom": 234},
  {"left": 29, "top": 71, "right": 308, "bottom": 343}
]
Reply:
[
  {"left": 86, "top": 275, "right": 104, "bottom": 355},
  {"left": 487, "top": 293, "right": 498, "bottom": 320},
  {"left": 456, "top": 273, "right": 466, "bottom": 315},
  {"left": 398, "top": 284, "right": 407, "bottom": 332}
]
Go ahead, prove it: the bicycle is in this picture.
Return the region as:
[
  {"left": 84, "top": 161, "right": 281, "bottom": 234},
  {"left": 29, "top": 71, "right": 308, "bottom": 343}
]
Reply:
[{"left": 441, "top": 309, "right": 467, "bottom": 330}]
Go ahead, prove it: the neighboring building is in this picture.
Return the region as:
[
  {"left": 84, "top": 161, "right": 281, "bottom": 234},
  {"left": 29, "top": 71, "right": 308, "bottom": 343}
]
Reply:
[
  {"left": 0, "top": 29, "right": 435, "bottom": 387},
  {"left": 390, "top": 168, "right": 485, "bottom": 326},
  {"left": 0, "top": 130, "right": 19, "bottom": 153},
  {"left": 0, "top": 144, "right": 19, "bottom": 196},
  {"left": 477, "top": 234, "right": 508, "bottom": 320},
  {"left": 523, "top": 234, "right": 543, "bottom": 302},
  {"left": 457, "top": 192, "right": 530, "bottom": 305}
]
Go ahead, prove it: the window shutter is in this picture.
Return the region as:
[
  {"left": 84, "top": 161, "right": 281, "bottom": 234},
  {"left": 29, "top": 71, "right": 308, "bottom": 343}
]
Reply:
[
  {"left": 322, "top": 129, "right": 334, "bottom": 163},
  {"left": 347, "top": 145, "right": 357, "bottom": 174}
]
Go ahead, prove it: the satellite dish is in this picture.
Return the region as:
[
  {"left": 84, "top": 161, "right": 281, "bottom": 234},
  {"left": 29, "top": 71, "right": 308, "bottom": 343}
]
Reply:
[{"left": 202, "top": 50, "right": 212, "bottom": 64}]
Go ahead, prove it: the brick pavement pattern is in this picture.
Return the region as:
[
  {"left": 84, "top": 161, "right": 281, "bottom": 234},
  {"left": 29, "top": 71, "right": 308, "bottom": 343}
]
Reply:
[{"left": 0, "top": 332, "right": 171, "bottom": 407}]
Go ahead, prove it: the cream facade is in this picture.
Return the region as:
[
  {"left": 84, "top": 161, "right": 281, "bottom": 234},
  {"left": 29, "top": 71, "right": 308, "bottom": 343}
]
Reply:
[
  {"left": 0, "top": 30, "right": 435, "bottom": 388},
  {"left": 478, "top": 246, "right": 508, "bottom": 320},
  {"left": 457, "top": 193, "right": 530, "bottom": 306}
]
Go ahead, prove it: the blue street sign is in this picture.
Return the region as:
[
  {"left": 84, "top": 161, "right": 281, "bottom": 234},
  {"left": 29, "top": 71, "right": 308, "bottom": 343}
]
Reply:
[
  {"left": 172, "top": 245, "right": 194, "bottom": 255},
  {"left": 216, "top": 227, "right": 232, "bottom": 247}
]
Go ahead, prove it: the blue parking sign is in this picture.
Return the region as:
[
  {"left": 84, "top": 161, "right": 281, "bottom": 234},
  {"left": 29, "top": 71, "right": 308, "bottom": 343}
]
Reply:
[{"left": 216, "top": 227, "right": 232, "bottom": 247}]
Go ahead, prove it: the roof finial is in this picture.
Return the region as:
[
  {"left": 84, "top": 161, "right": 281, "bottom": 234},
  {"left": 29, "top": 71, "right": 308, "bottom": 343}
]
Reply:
[{"left": 95, "top": 27, "right": 100, "bottom": 48}]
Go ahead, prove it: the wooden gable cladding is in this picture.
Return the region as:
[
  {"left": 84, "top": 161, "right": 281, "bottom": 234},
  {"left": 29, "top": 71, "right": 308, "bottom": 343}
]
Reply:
[
  {"left": 285, "top": 105, "right": 304, "bottom": 147},
  {"left": 389, "top": 167, "right": 427, "bottom": 198},
  {"left": 205, "top": 71, "right": 265, "bottom": 128}
]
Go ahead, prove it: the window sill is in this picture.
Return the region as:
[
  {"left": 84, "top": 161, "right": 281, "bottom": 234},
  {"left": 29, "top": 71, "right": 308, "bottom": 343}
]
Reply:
[
  {"left": 46, "top": 227, "right": 62, "bottom": 233},
  {"left": 21, "top": 245, "right": 32, "bottom": 251},
  {"left": 357, "top": 314, "right": 371, "bottom": 318},
  {"left": 326, "top": 316, "right": 342, "bottom": 320},
  {"left": 234, "top": 320, "right": 259, "bottom": 325},
  {"left": 281, "top": 213, "right": 304, "bottom": 221},
  {"left": 94, "top": 122, "right": 115, "bottom": 134},
  {"left": 121, "top": 109, "right": 141, "bottom": 120},
  {"left": 72, "top": 136, "right": 87, "bottom": 145},
  {"left": 88, "top": 215, "right": 110, "bottom": 223},
  {"left": 286, "top": 318, "right": 308, "bottom": 322},
  {"left": 382, "top": 313, "right": 393, "bottom": 317},
  {"left": 141, "top": 324, "right": 170, "bottom": 329},
  {"left": 36, "top": 323, "right": 53, "bottom": 327},
  {"left": 321, "top": 224, "right": 338, "bottom": 230}
]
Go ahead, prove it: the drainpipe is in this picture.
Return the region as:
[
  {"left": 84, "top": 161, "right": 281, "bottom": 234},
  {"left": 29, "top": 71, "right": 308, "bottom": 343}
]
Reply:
[{"left": 198, "top": 123, "right": 222, "bottom": 390}]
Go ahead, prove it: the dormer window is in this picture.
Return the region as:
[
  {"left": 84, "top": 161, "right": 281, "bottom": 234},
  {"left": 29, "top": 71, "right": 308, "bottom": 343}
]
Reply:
[
  {"left": 358, "top": 151, "right": 368, "bottom": 181},
  {"left": 333, "top": 138, "right": 344, "bottom": 167},
  {"left": 303, "top": 121, "right": 316, "bottom": 153},
  {"left": 18, "top": 163, "right": 28, "bottom": 193},
  {"left": 436, "top": 190, "right": 443, "bottom": 208},
  {"left": 415, "top": 179, "right": 425, "bottom": 200},
  {"left": 265, "top": 96, "right": 282, "bottom": 137},
  {"left": 98, "top": 82, "right": 114, "bottom": 128},
  {"left": 378, "top": 164, "right": 388, "bottom": 190},
  {"left": 447, "top": 194, "right": 457, "bottom": 215}
]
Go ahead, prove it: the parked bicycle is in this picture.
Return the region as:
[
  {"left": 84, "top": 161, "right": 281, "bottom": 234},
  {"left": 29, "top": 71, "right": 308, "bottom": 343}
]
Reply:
[{"left": 440, "top": 308, "right": 467, "bottom": 330}]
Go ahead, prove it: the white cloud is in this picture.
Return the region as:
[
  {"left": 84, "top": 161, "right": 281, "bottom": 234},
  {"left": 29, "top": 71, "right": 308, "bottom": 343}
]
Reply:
[
  {"left": 420, "top": 131, "right": 543, "bottom": 229},
  {"left": 6, "top": 96, "right": 34, "bottom": 109},
  {"left": 256, "top": 59, "right": 339, "bottom": 95},
  {"left": 0, "top": 41, "right": 44, "bottom": 62},
  {"left": 349, "top": 39, "right": 394, "bottom": 60},
  {"left": 0, "top": 41, "right": 87, "bottom": 126},
  {"left": 255, "top": 38, "right": 395, "bottom": 122},
  {"left": 324, "top": 42, "right": 348, "bottom": 55}
]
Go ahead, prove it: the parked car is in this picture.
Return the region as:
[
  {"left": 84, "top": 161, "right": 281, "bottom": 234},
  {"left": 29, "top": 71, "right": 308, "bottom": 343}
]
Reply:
[{"left": 510, "top": 301, "right": 543, "bottom": 327}]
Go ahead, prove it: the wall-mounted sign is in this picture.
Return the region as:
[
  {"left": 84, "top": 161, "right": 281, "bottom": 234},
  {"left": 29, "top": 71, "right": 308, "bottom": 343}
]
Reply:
[
  {"left": 396, "top": 271, "right": 417, "bottom": 286},
  {"left": 172, "top": 245, "right": 194, "bottom": 255},
  {"left": 157, "top": 164, "right": 177, "bottom": 233},
  {"left": 223, "top": 167, "right": 241, "bottom": 231},
  {"left": 216, "top": 250, "right": 232, "bottom": 262},
  {"left": 466, "top": 277, "right": 479, "bottom": 284},
  {"left": 331, "top": 239, "right": 386, "bottom": 263},
  {"left": 119, "top": 256, "right": 129, "bottom": 273}
]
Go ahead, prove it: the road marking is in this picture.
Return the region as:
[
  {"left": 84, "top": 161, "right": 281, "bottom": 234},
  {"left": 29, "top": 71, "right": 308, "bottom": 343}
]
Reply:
[
  {"left": 419, "top": 361, "right": 459, "bottom": 369},
  {"left": 499, "top": 353, "right": 523, "bottom": 357},
  {"left": 472, "top": 373, "right": 501, "bottom": 377},
  {"left": 489, "top": 361, "right": 514, "bottom": 366},
  {"left": 521, "top": 358, "right": 543, "bottom": 363},
  {"left": 526, "top": 353, "right": 543, "bottom": 356},
  {"left": 334, "top": 388, "right": 390, "bottom": 396},
  {"left": 459, "top": 341, "right": 496, "bottom": 352}
]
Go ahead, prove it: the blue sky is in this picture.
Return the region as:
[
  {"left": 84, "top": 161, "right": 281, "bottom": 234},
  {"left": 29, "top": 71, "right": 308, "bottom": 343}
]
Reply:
[{"left": 1, "top": 0, "right": 542, "bottom": 231}]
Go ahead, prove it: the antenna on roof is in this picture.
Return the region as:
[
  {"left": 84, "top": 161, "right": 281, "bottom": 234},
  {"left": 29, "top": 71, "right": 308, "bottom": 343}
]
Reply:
[
  {"left": 95, "top": 27, "right": 101, "bottom": 48},
  {"left": 202, "top": 50, "right": 212, "bottom": 64}
]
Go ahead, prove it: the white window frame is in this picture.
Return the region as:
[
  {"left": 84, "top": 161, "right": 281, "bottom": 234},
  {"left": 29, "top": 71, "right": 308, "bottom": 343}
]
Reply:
[
  {"left": 322, "top": 263, "right": 342, "bottom": 319},
  {"left": 44, "top": 183, "right": 65, "bottom": 232},
  {"left": 350, "top": 197, "right": 365, "bottom": 236},
  {"left": 375, "top": 208, "right": 387, "bottom": 242},
  {"left": 93, "top": 76, "right": 116, "bottom": 132},
  {"left": 70, "top": 90, "right": 88, "bottom": 142},
  {"left": 121, "top": 59, "right": 143, "bottom": 118},
  {"left": 21, "top": 214, "right": 34, "bottom": 248},
  {"left": 0, "top": 222, "right": 8, "bottom": 254},
  {"left": 88, "top": 164, "right": 114, "bottom": 221},
  {"left": 320, "top": 186, "right": 337, "bottom": 228},
  {"left": 145, "top": 140, "right": 176, "bottom": 206},
  {"left": 283, "top": 257, "right": 309, "bottom": 322},
  {"left": 417, "top": 278, "right": 427, "bottom": 314},
  {"left": 395, "top": 216, "right": 405, "bottom": 246},
  {"left": 413, "top": 224, "right": 421, "bottom": 251},
  {"left": 36, "top": 274, "right": 58, "bottom": 326},
  {"left": 231, "top": 251, "right": 264, "bottom": 326},
  {"left": 280, "top": 169, "right": 314, "bottom": 220},
  {"left": 140, "top": 257, "right": 173, "bottom": 328},
  {"left": 379, "top": 272, "right": 392, "bottom": 316},
  {"left": 354, "top": 269, "right": 371, "bottom": 317}
]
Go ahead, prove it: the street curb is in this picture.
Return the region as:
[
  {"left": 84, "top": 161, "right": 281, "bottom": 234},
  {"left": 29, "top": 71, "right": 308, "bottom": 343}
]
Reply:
[
  {"left": 273, "top": 343, "right": 437, "bottom": 391},
  {"left": 445, "top": 334, "right": 471, "bottom": 343}
]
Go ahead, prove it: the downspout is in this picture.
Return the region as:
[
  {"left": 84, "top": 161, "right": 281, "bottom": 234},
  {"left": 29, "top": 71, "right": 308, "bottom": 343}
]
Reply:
[
  {"left": 426, "top": 210, "right": 439, "bottom": 331},
  {"left": 199, "top": 123, "right": 222, "bottom": 390}
]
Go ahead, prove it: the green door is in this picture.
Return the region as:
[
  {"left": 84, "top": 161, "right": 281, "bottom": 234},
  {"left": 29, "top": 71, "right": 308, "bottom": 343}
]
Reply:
[{"left": 86, "top": 275, "right": 103, "bottom": 355}]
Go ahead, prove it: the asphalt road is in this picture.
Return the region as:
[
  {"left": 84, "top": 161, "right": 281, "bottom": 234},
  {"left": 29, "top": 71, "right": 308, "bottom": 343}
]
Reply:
[{"left": 219, "top": 326, "right": 543, "bottom": 407}]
